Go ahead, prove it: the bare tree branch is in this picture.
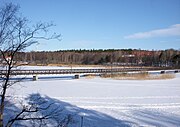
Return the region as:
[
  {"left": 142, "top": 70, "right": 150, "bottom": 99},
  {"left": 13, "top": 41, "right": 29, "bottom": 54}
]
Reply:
[{"left": 0, "top": 3, "right": 66, "bottom": 127}]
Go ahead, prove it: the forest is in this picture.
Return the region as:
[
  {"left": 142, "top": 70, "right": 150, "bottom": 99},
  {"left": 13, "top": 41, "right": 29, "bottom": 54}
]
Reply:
[{"left": 7, "top": 49, "right": 179, "bottom": 67}]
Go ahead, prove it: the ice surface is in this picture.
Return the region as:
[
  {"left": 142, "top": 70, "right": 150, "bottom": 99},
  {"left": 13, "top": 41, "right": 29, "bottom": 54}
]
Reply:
[{"left": 5, "top": 66, "right": 180, "bottom": 127}]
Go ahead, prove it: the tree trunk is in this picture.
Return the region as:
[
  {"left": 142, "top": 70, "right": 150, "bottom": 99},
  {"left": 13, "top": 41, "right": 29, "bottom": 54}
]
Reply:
[
  {"left": 0, "top": 113, "right": 3, "bottom": 127},
  {"left": 0, "top": 65, "right": 11, "bottom": 127}
]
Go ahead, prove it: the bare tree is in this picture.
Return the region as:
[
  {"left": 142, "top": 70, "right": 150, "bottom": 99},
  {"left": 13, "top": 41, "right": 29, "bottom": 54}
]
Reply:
[{"left": 0, "top": 3, "right": 72, "bottom": 127}]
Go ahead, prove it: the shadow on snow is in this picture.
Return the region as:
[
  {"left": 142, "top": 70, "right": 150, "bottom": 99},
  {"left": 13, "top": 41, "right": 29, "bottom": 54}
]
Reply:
[
  {"left": 4, "top": 93, "right": 134, "bottom": 127},
  {"left": 4, "top": 93, "right": 180, "bottom": 127}
]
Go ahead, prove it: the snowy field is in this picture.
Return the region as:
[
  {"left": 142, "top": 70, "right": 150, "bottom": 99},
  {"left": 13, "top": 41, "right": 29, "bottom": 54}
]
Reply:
[{"left": 5, "top": 66, "right": 180, "bottom": 127}]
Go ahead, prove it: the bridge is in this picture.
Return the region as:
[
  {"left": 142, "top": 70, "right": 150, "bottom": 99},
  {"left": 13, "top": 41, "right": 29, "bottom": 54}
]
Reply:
[{"left": 0, "top": 67, "right": 152, "bottom": 75}]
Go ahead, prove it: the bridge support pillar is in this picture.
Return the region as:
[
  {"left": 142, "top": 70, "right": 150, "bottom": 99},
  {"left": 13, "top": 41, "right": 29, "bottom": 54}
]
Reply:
[
  {"left": 33, "top": 75, "right": 38, "bottom": 81},
  {"left": 74, "top": 75, "right": 79, "bottom": 79}
]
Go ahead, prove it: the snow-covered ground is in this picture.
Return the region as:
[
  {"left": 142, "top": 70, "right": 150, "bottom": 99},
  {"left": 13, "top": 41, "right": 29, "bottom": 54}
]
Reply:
[{"left": 5, "top": 66, "right": 180, "bottom": 127}]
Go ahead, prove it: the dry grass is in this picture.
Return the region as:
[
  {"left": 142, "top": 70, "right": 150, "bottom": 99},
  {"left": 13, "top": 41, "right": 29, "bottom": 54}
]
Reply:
[
  {"left": 101, "top": 73, "right": 175, "bottom": 80},
  {"left": 84, "top": 74, "right": 98, "bottom": 79},
  {"left": 149, "top": 73, "right": 175, "bottom": 80}
]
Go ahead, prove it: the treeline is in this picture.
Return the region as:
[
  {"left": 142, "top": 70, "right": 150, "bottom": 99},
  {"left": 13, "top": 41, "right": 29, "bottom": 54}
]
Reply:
[{"left": 13, "top": 49, "right": 180, "bottom": 67}]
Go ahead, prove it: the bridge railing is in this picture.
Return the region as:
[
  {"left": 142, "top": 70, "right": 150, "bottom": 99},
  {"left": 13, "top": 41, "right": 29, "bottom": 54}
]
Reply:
[{"left": 0, "top": 68, "right": 148, "bottom": 75}]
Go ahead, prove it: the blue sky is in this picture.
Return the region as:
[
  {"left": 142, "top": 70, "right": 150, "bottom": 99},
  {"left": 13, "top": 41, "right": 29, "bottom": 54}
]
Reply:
[{"left": 1, "top": 0, "right": 180, "bottom": 51}]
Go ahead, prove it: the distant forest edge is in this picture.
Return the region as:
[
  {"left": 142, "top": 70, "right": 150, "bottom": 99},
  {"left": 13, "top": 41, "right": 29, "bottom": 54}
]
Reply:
[{"left": 2, "top": 49, "right": 180, "bottom": 67}]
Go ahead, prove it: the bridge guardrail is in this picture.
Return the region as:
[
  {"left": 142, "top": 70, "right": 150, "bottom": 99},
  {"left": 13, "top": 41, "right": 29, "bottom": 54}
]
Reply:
[{"left": 0, "top": 68, "right": 148, "bottom": 75}]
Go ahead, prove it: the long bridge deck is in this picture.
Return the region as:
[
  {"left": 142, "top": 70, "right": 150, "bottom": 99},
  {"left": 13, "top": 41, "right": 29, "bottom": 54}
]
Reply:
[{"left": 0, "top": 68, "right": 152, "bottom": 75}]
